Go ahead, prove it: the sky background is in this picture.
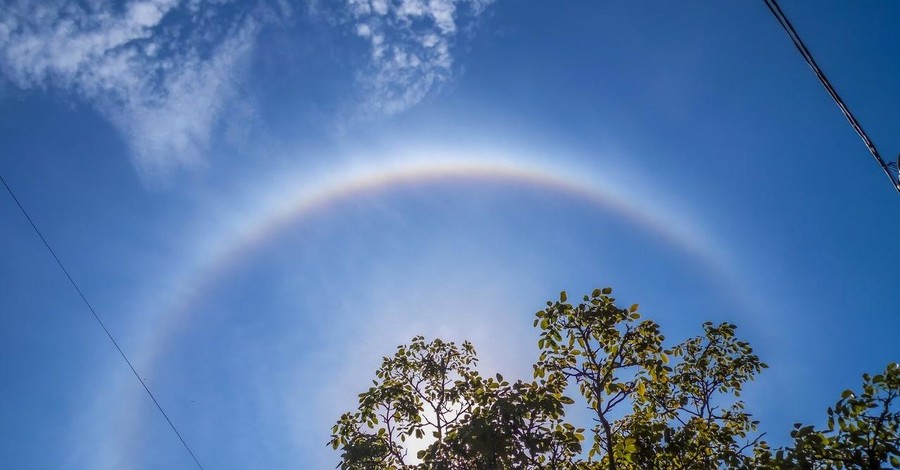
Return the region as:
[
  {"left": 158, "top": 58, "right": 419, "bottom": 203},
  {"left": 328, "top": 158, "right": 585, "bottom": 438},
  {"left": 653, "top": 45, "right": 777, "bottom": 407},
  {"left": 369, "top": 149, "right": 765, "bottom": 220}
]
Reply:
[{"left": 1, "top": 1, "right": 899, "bottom": 468}]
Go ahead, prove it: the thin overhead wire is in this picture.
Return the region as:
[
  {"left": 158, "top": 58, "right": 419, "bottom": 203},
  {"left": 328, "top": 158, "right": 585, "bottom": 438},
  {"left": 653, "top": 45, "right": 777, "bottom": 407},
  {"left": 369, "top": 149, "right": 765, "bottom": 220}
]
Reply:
[
  {"left": 763, "top": 0, "right": 900, "bottom": 196},
  {"left": 0, "top": 174, "right": 206, "bottom": 470}
]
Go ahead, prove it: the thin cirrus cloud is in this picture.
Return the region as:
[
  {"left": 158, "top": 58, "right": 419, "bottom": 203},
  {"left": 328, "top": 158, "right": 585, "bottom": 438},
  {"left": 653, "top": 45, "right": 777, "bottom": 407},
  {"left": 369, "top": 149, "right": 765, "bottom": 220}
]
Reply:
[
  {"left": 345, "top": 0, "right": 493, "bottom": 116},
  {"left": 0, "top": 0, "right": 266, "bottom": 181},
  {"left": 0, "top": 0, "right": 493, "bottom": 181}
]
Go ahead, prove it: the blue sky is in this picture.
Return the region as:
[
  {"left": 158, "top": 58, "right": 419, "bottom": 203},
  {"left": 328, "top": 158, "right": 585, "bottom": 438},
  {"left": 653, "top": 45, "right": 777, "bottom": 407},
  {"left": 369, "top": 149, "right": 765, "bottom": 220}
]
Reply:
[{"left": 1, "top": 1, "right": 899, "bottom": 468}]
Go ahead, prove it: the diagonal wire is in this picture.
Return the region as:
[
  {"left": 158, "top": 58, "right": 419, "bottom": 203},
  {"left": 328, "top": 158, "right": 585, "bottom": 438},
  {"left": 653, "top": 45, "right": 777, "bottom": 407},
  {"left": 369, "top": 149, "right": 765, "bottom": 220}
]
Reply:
[
  {"left": 763, "top": 0, "right": 900, "bottom": 195},
  {"left": 0, "top": 174, "right": 206, "bottom": 470}
]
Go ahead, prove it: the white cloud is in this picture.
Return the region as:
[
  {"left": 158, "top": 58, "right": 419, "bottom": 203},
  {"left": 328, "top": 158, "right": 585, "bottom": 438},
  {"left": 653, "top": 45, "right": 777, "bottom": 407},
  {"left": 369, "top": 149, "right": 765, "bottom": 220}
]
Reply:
[
  {"left": 0, "top": 0, "right": 266, "bottom": 181},
  {"left": 347, "top": 0, "right": 494, "bottom": 116},
  {"left": 0, "top": 0, "right": 494, "bottom": 179}
]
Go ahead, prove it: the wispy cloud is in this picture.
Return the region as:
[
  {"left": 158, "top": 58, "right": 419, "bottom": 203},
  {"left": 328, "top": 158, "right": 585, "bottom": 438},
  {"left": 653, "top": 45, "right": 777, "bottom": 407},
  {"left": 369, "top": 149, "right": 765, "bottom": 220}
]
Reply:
[
  {"left": 0, "top": 0, "right": 269, "bottom": 181},
  {"left": 0, "top": 0, "right": 493, "bottom": 180},
  {"left": 345, "top": 0, "right": 494, "bottom": 116}
]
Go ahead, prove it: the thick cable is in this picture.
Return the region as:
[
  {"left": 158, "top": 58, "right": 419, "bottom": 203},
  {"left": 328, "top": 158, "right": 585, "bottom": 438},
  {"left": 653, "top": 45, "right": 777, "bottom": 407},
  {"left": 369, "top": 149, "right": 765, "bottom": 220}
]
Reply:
[{"left": 763, "top": 0, "right": 900, "bottom": 195}]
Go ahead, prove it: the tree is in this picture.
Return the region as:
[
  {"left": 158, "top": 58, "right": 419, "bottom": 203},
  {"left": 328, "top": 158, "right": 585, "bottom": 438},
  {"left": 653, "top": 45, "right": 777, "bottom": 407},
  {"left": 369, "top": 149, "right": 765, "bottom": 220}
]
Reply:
[
  {"left": 616, "top": 321, "right": 768, "bottom": 469},
  {"left": 774, "top": 363, "right": 900, "bottom": 470},
  {"left": 328, "top": 335, "right": 581, "bottom": 469},
  {"left": 328, "top": 287, "right": 900, "bottom": 470}
]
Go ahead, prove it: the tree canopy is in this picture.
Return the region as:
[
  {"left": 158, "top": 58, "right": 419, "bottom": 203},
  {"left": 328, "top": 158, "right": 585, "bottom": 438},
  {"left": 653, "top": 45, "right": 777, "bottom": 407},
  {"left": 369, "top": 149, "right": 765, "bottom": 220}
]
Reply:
[{"left": 329, "top": 288, "right": 900, "bottom": 469}]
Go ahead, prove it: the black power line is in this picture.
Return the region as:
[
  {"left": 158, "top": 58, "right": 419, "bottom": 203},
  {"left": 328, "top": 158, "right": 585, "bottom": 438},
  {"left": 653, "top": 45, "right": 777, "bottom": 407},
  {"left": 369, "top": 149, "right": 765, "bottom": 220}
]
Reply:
[
  {"left": 0, "top": 174, "right": 206, "bottom": 470},
  {"left": 763, "top": 0, "right": 900, "bottom": 196}
]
